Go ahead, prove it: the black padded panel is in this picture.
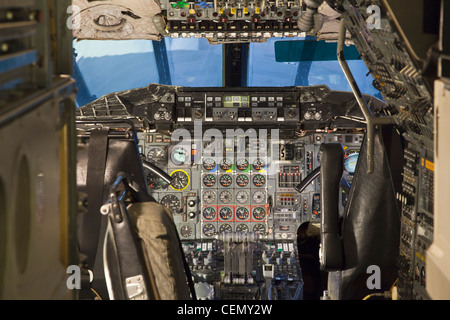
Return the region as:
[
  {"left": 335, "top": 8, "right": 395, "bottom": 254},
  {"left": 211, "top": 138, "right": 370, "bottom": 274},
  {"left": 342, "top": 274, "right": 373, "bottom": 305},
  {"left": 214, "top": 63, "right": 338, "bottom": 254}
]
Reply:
[{"left": 340, "top": 128, "right": 401, "bottom": 300}]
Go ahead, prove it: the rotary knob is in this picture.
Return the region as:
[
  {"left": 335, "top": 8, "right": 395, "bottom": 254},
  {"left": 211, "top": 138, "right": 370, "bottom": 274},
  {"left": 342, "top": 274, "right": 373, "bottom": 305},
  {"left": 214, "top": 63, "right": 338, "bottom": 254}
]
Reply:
[
  {"left": 304, "top": 111, "right": 312, "bottom": 120},
  {"left": 164, "top": 111, "right": 172, "bottom": 120}
]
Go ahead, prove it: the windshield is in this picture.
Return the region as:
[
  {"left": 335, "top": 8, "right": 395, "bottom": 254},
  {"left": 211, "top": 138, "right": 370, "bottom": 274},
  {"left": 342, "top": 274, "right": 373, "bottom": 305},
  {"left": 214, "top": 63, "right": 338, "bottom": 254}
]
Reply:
[{"left": 73, "top": 37, "right": 382, "bottom": 107}]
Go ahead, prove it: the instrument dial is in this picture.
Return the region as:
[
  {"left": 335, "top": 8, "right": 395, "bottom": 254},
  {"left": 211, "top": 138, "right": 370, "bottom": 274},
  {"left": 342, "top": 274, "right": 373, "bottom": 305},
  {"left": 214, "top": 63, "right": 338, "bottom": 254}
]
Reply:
[
  {"left": 220, "top": 158, "right": 233, "bottom": 171},
  {"left": 170, "top": 170, "right": 190, "bottom": 191},
  {"left": 253, "top": 223, "right": 266, "bottom": 234},
  {"left": 202, "top": 158, "right": 216, "bottom": 171},
  {"left": 252, "top": 190, "right": 266, "bottom": 204},
  {"left": 202, "top": 206, "right": 217, "bottom": 221},
  {"left": 146, "top": 146, "right": 167, "bottom": 166},
  {"left": 219, "top": 190, "right": 233, "bottom": 204},
  {"left": 344, "top": 150, "right": 360, "bottom": 175},
  {"left": 236, "top": 224, "right": 249, "bottom": 232},
  {"left": 219, "top": 206, "right": 233, "bottom": 221},
  {"left": 252, "top": 158, "right": 265, "bottom": 171},
  {"left": 219, "top": 224, "right": 233, "bottom": 233},
  {"left": 252, "top": 174, "right": 266, "bottom": 187},
  {"left": 219, "top": 174, "right": 232, "bottom": 187},
  {"left": 235, "top": 206, "right": 250, "bottom": 220},
  {"left": 202, "top": 174, "right": 216, "bottom": 187},
  {"left": 236, "top": 174, "right": 249, "bottom": 187},
  {"left": 180, "top": 225, "right": 193, "bottom": 238},
  {"left": 170, "top": 146, "right": 189, "bottom": 166},
  {"left": 202, "top": 223, "right": 216, "bottom": 237},
  {"left": 235, "top": 190, "right": 249, "bottom": 204},
  {"left": 252, "top": 206, "right": 266, "bottom": 220},
  {"left": 236, "top": 158, "right": 249, "bottom": 171},
  {"left": 160, "top": 194, "right": 181, "bottom": 213},
  {"left": 202, "top": 190, "right": 216, "bottom": 204}
]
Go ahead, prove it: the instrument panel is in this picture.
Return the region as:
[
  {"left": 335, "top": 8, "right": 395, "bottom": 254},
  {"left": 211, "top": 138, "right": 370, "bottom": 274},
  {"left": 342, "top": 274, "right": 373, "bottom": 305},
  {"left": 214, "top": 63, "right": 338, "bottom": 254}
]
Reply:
[
  {"left": 137, "top": 130, "right": 364, "bottom": 242},
  {"left": 77, "top": 85, "right": 371, "bottom": 243}
]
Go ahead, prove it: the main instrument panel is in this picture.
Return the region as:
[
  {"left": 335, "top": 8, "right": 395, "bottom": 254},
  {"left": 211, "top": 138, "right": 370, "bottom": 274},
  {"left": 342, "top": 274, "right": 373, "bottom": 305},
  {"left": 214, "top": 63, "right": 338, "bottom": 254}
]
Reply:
[{"left": 137, "top": 130, "right": 363, "bottom": 243}]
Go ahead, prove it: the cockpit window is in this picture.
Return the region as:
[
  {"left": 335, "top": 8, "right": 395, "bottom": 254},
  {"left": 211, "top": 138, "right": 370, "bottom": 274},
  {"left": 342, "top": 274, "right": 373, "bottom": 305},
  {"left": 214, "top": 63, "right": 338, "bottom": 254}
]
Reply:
[
  {"left": 248, "top": 37, "right": 381, "bottom": 99},
  {"left": 164, "top": 37, "right": 223, "bottom": 88},
  {"left": 73, "top": 39, "right": 159, "bottom": 107},
  {"left": 73, "top": 37, "right": 382, "bottom": 107}
]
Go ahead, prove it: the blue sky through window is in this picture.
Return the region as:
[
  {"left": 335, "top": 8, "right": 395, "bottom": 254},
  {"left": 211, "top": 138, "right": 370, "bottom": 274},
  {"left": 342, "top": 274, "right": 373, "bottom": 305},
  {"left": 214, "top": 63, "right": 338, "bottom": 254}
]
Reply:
[{"left": 72, "top": 37, "right": 382, "bottom": 107}]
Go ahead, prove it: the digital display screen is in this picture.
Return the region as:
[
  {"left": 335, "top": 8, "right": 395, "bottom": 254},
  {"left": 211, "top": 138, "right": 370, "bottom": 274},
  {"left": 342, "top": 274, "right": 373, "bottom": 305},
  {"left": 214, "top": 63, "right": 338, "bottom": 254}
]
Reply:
[{"left": 223, "top": 96, "right": 249, "bottom": 108}]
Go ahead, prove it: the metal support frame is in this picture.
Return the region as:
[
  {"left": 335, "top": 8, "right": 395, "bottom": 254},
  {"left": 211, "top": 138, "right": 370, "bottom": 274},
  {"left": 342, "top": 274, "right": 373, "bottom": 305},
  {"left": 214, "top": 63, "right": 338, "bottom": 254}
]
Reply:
[
  {"left": 152, "top": 39, "right": 172, "bottom": 85},
  {"left": 337, "top": 19, "right": 396, "bottom": 173},
  {"left": 223, "top": 43, "right": 249, "bottom": 87},
  {"left": 294, "top": 37, "right": 317, "bottom": 86}
]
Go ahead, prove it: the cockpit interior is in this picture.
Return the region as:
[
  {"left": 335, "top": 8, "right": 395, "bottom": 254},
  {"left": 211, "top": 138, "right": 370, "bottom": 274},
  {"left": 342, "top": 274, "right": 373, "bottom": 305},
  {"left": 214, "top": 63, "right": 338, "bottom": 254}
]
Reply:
[{"left": 1, "top": 0, "right": 449, "bottom": 303}]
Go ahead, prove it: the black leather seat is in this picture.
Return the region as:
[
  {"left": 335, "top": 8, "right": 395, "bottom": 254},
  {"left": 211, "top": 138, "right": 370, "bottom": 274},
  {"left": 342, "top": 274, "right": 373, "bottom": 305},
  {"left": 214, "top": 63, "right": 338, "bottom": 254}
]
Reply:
[
  {"left": 76, "top": 123, "right": 194, "bottom": 300},
  {"left": 320, "top": 126, "right": 402, "bottom": 300}
]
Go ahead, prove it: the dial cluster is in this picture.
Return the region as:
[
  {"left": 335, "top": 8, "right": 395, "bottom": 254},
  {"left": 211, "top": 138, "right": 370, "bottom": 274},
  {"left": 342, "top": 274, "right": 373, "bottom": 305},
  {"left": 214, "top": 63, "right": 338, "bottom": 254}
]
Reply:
[{"left": 200, "top": 155, "right": 268, "bottom": 238}]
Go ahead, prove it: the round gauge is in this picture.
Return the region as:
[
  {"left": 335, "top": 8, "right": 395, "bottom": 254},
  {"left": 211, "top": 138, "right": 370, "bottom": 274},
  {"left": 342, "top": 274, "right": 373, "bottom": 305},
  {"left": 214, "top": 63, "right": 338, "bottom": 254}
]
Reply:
[
  {"left": 236, "top": 224, "right": 249, "bottom": 232},
  {"left": 219, "top": 174, "right": 232, "bottom": 187},
  {"left": 236, "top": 158, "right": 249, "bottom": 171},
  {"left": 219, "top": 190, "right": 233, "bottom": 204},
  {"left": 252, "top": 158, "right": 265, "bottom": 171},
  {"left": 219, "top": 224, "right": 233, "bottom": 233},
  {"left": 147, "top": 146, "right": 167, "bottom": 166},
  {"left": 203, "top": 174, "right": 216, "bottom": 187},
  {"left": 180, "top": 225, "right": 193, "bottom": 238},
  {"left": 220, "top": 158, "right": 233, "bottom": 171},
  {"left": 252, "top": 174, "right": 266, "bottom": 187},
  {"left": 344, "top": 150, "right": 359, "bottom": 175},
  {"left": 203, "top": 223, "right": 216, "bottom": 237},
  {"left": 235, "top": 190, "right": 249, "bottom": 204},
  {"left": 170, "top": 170, "right": 190, "bottom": 191},
  {"left": 160, "top": 194, "right": 181, "bottom": 213},
  {"left": 236, "top": 174, "right": 249, "bottom": 187},
  {"left": 203, "top": 158, "right": 216, "bottom": 171},
  {"left": 252, "top": 190, "right": 266, "bottom": 204},
  {"left": 202, "top": 206, "right": 217, "bottom": 221},
  {"left": 253, "top": 223, "right": 266, "bottom": 234},
  {"left": 219, "top": 206, "right": 233, "bottom": 221},
  {"left": 202, "top": 190, "right": 216, "bottom": 204},
  {"left": 171, "top": 146, "right": 189, "bottom": 166},
  {"left": 146, "top": 172, "right": 167, "bottom": 190},
  {"left": 252, "top": 206, "right": 266, "bottom": 220},
  {"left": 235, "top": 206, "right": 250, "bottom": 220}
]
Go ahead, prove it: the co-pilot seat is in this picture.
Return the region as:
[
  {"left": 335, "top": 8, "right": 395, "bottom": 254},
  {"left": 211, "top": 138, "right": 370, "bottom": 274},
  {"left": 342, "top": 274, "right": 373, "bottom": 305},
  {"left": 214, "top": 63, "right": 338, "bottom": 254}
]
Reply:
[
  {"left": 319, "top": 126, "right": 402, "bottom": 300},
  {"left": 76, "top": 123, "right": 193, "bottom": 300}
]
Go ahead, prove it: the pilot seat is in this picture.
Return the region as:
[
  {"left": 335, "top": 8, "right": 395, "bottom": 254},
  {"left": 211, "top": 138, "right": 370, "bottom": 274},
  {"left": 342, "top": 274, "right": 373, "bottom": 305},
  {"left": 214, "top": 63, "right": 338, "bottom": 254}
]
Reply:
[{"left": 75, "top": 120, "right": 195, "bottom": 300}]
